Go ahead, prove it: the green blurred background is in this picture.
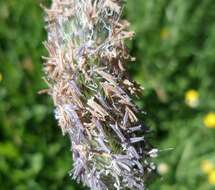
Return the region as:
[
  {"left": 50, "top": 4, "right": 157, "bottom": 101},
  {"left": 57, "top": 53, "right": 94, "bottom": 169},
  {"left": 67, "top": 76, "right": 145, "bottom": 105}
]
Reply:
[{"left": 0, "top": 0, "right": 215, "bottom": 189}]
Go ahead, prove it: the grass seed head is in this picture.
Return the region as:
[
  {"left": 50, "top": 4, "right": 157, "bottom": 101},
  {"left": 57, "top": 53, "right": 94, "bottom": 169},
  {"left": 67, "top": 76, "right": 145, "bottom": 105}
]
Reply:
[{"left": 43, "top": 0, "right": 157, "bottom": 189}]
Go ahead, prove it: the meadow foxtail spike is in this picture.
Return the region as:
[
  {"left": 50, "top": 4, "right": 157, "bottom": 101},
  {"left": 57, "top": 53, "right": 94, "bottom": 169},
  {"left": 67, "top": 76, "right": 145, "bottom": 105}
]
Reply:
[{"left": 42, "top": 0, "right": 157, "bottom": 189}]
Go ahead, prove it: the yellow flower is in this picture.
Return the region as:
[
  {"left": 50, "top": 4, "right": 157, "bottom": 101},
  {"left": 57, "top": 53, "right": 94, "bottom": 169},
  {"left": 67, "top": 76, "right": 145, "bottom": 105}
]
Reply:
[
  {"left": 203, "top": 112, "right": 215, "bottom": 128},
  {"left": 208, "top": 170, "right": 215, "bottom": 185},
  {"left": 201, "top": 160, "right": 214, "bottom": 174},
  {"left": 185, "top": 89, "right": 199, "bottom": 108},
  {"left": 160, "top": 28, "right": 170, "bottom": 40},
  {"left": 0, "top": 73, "right": 3, "bottom": 82},
  {"left": 157, "top": 163, "right": 169, "bottom": 175},
  {"left": 23, "top": 57, "right": 34, "bottom": 72}
]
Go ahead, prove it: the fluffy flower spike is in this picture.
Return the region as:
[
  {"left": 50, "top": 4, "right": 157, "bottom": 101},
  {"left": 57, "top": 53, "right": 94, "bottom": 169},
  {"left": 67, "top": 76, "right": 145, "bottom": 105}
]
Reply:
[{"left": 42, "top": 0, "right": 157, "bottom": 189}]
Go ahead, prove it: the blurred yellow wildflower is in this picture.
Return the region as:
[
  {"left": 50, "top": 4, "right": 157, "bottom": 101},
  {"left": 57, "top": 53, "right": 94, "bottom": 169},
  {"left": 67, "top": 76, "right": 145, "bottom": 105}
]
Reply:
[
  {"left": 208, "top": 170, "right": 215, "bottom": 185},
  {"left": 203, "top": 112, "right": 215, "bottom": 128},
  {"left": 185, "top": 89, "right": 199, "bottom": 108},
  {"left": 0, "top": 73, "right": 3, "bottom": 82},
  {"left": 160, "top": 27, "right": 170, "bottom": 40},
  {"left": 201, "top": 160, "right": 214, "bottom": 174},
  {"left": 23, "top": 57, "right": 34, "bottom": 72},
  {"left": 157, "top": 163, "right": 169, "bottom": 175}
]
